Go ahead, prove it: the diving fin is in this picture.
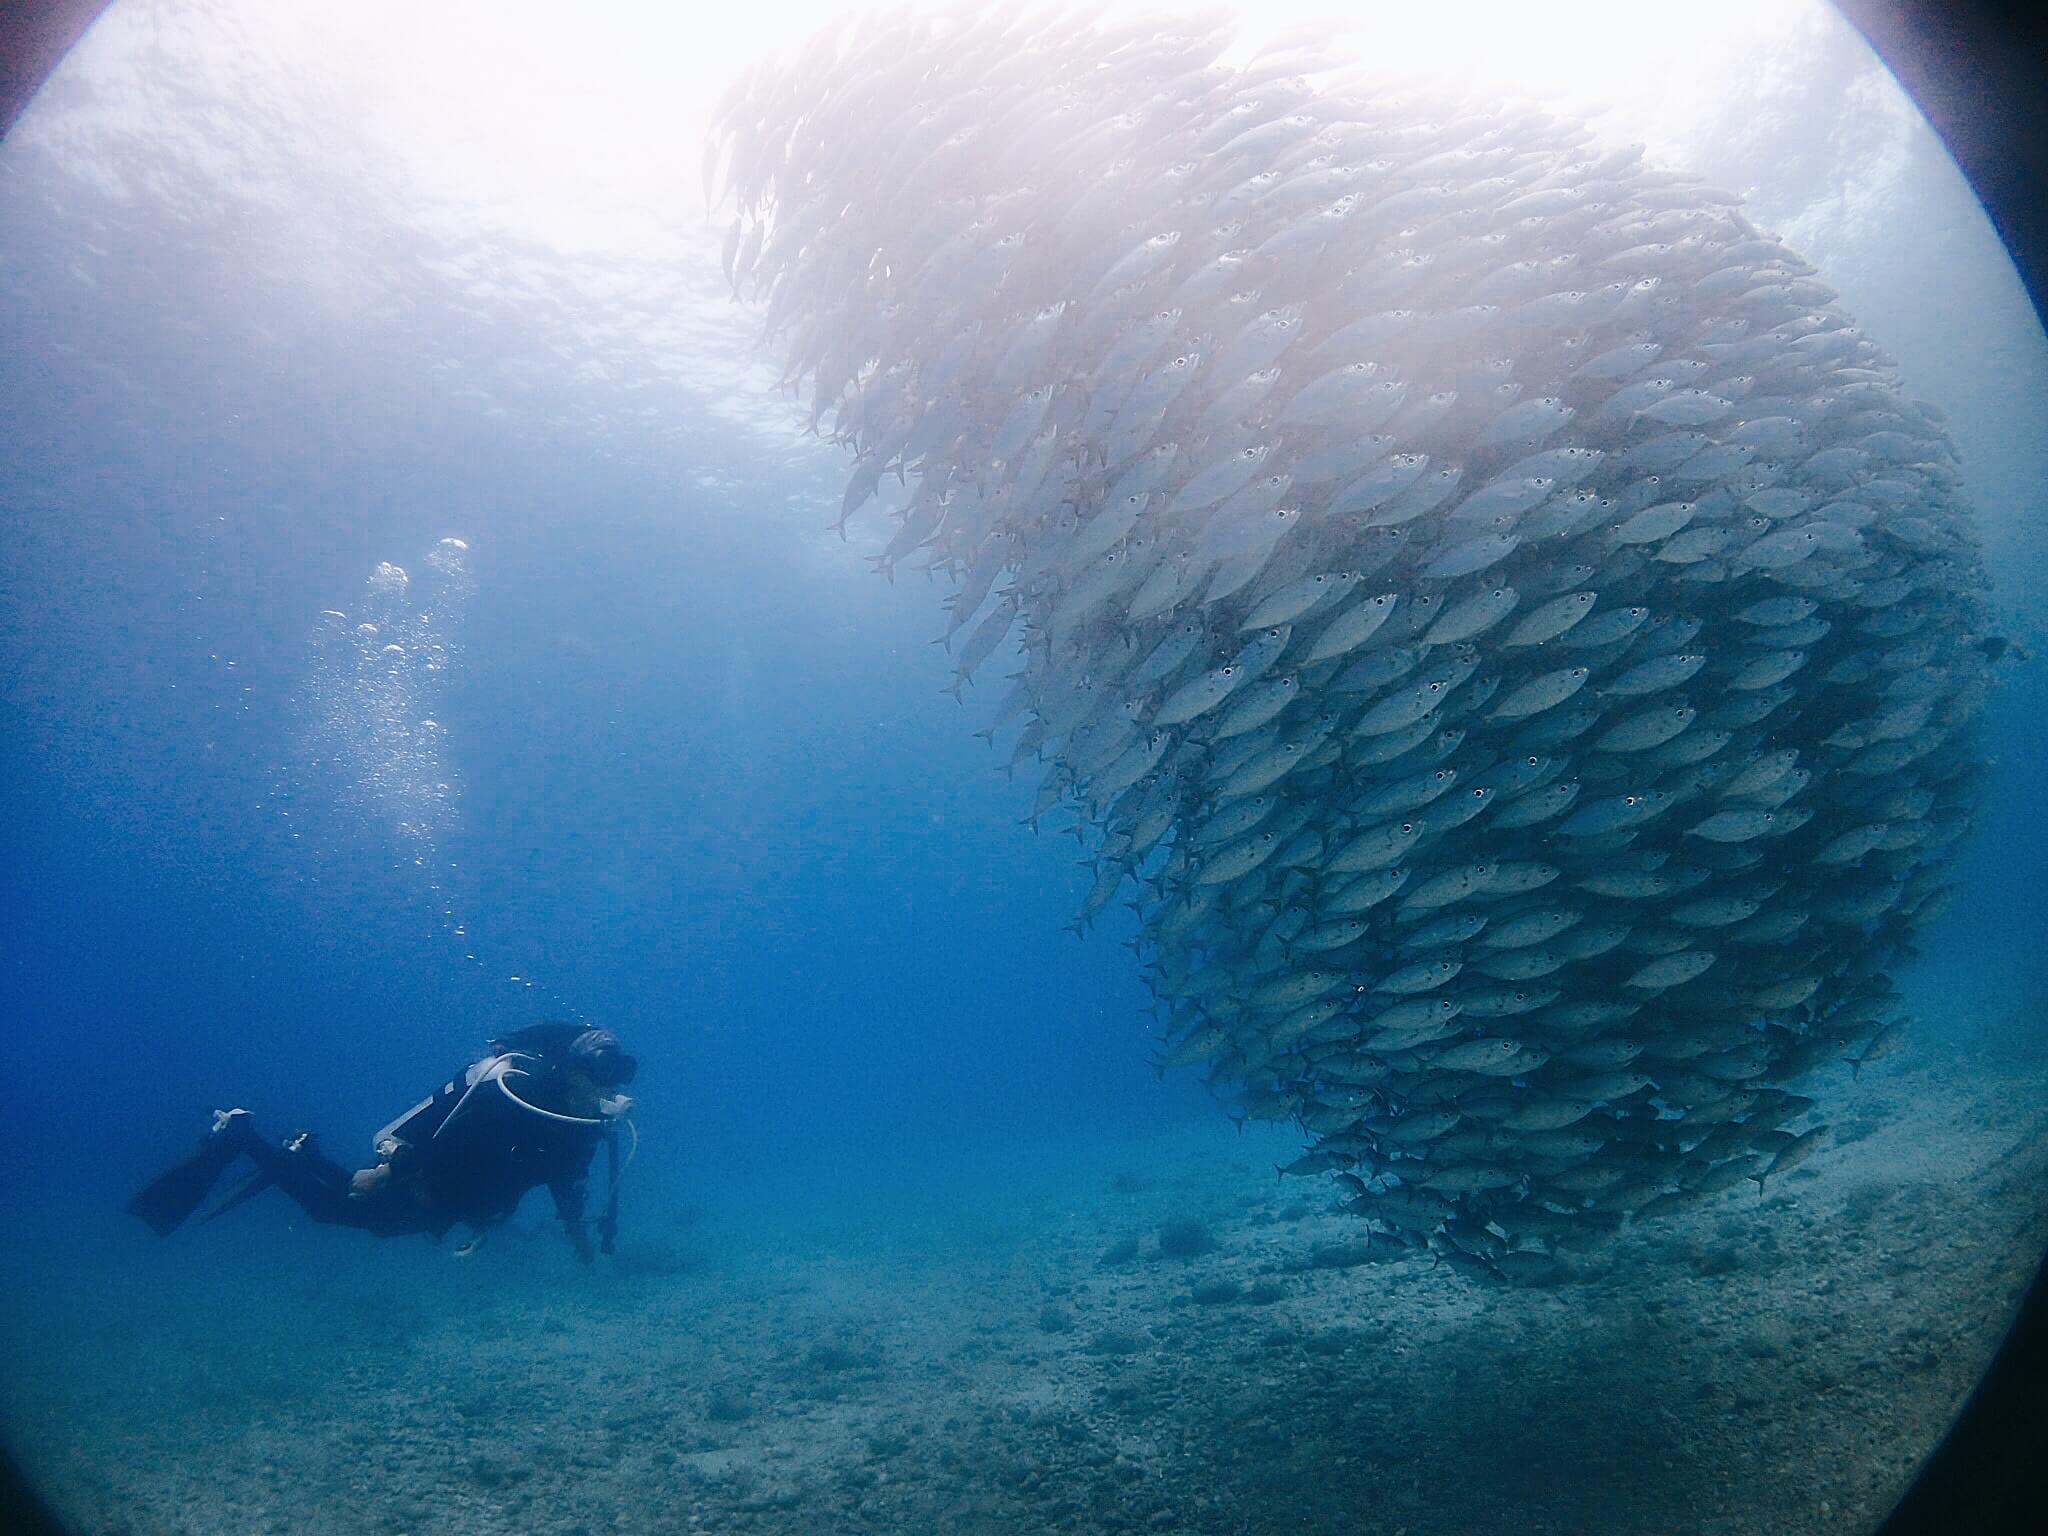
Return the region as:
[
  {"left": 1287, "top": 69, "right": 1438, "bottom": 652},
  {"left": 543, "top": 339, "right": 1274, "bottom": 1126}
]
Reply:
[
  {"left": 125, "top": 1139, "right": 241, "bottom": 1236},
  {"left": 196, "top": 1166, "right": 276, "bottom": 1225},
  {"left": 124, "top": 1109, "right": 253, "bottom": 1236}
]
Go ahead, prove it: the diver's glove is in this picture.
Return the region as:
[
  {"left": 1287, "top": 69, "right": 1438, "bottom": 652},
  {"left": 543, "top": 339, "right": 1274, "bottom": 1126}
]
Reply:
[{"left": 349, "top": 1163, "right": 393, "bottom": 1199}]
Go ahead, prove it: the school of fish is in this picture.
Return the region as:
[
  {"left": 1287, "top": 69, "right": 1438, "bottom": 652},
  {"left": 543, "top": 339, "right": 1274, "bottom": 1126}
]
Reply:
[{"left": 707, "top": 7, "right": 1992, "bottom": 1279}]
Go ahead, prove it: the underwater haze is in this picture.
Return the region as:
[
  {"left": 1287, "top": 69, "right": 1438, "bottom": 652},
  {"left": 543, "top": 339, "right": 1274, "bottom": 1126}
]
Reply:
[{"left": 3, "top": 2, "right": 2046, "bottom": 1533}]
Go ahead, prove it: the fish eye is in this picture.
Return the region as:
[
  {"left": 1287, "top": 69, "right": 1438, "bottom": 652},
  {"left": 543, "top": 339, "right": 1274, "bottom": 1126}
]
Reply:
[{"left": 1625, "top": 795, "right": 1640, "bottom": 806}]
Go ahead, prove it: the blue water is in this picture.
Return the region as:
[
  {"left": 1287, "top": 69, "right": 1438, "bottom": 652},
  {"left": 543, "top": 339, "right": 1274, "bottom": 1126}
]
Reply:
[
  {"left": 0, "top": 341, "right": 1204, "bottom": 1205},
  {"left": 3, "top": 5, "right": 2047, "bottom": 1533}
]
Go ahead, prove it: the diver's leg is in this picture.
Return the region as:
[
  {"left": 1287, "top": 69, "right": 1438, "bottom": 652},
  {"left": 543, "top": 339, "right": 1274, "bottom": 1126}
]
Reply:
[
  {"left": 237, "top": 1130, "right": 375, "bottom": 1228},
  {"left": 355, "top": 1185, "right": 440, "bottom": 1238},
  {"left": 245, "top": 1133, "right": 442, "bottom": 1237}
]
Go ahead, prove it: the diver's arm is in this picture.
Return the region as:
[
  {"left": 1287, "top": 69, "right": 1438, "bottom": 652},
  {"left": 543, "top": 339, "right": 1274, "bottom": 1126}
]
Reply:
[
  {"left": 549, "top": 1172, "right": 595, "bottom": 1263},
  {"left": 597, "top": 1123, "right": 622, "bottom": 1255}
]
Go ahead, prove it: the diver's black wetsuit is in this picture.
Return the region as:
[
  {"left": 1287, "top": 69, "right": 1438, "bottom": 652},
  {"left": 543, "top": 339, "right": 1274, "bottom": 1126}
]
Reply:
[
  {"left": 128, "top": 1023, "right": 632, "bottom": 1257},
  {"left": 232, "top": 1059, "right": 604, "bottom": 1241}
]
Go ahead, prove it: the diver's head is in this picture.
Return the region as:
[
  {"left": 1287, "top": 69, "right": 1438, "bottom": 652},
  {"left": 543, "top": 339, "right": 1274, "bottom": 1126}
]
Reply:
[{"left": 569, "top": 1027, "right": 637, "bottom": 1088}]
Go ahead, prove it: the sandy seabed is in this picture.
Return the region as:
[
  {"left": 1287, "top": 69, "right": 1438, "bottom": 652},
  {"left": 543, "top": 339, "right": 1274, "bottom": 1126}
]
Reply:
[{"left": 5, "top": 1006, "right": 2044, "bottom": 1536}]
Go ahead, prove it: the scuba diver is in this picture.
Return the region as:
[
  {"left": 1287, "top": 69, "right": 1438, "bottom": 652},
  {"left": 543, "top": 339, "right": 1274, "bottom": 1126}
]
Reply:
[{"left": 126, "top": 1023, "right": 638, "bottom": 1261}]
